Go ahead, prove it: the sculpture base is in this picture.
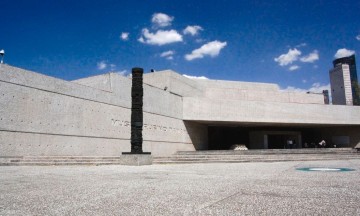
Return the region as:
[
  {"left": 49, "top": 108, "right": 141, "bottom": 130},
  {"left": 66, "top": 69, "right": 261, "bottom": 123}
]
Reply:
[{"left": 120, "top": 153, "right": 152, "bottom": 166}]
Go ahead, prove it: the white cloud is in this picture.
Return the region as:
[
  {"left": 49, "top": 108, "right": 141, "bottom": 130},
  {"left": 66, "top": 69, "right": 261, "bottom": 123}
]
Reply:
[
  {"left": 160, "top": 50, "right": 175, "bottom": 60},
  {"left": 356, "top": 35, "right": 360, "bottom": 41},
  {"left": 110, "top": 64, "right": 116, "bottom": 70},
  {"left": 195, "top": 38, "right": 205, "bottom": 43},
  {"left": 183, "top": 74, "right": 208, "bottom": 79},
  {"left": 115, "top": 70, "right": 128, "bottom": 76},
  {"left": 138, "top": 28, "right": 182, "bottom": 46},
  {"left": 274, "top": 48, "right": 301, "bottom": 66},
  {"left": 282, "top": 83, "right": 330, "bottom": 94},
  {"left": 152, "top": 13, "right": 174, "bottom": 27},
  {"left": 296, "top": 43, "right": 307, "bottom": 48},
  {"left": 334, "top": 48, "right": 355, "bottom": 58},
  {"left": 120, "top": 32, "right": 129, "bottom": 41},
  {"left": 300, "top": 50, "right": 319, "bottom": 63},
  {"left": 308, "top": 83, "right": 331, "bottom": 94},
  {"left": 160, "top": 50, "right": 174, "bottom": 57},
  {"left": 97, "top": 61, "right": 107, "bottom": 70},
  {"left": 289, "top": 65, "right": 300, "bottom": 71},
  {"left": 185, "top": 40, "right": 227, "bottom": 61},
  {"left": 183, "top": 25, "right": 203, "bottom": 36}
]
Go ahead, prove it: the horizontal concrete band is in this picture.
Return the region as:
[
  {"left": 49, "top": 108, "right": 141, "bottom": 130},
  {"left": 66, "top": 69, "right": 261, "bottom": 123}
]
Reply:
[
  {"left": 183, "top": 97, "right": 360, "bottom": 125},
  {"left": 0, "top": 130, "right": 193, "bottom": 144}
]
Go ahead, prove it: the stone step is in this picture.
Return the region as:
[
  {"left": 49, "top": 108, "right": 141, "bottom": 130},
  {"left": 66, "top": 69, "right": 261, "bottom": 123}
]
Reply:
[
  {"left": 153, "top": 156, "right": 360, "bottom": 164},
  {"left": 153, "top": 149, "right": 359, "bottom": 164},
  {"left": 154, "top": 154, "right": 359, "bottom": 160},
  {"left": 8, "top": 159, "right": 127, "bottom": 163},
  {"left": 155, "top": 154, "right": 358, "bottom": 158},
  {"left": 155, "top": 155, "right": 360, "bottom": 161},
  {"left": 1, "top": 149, "right": 358, "bottom": 165},
  {"left": 0, "top": 155, "right": 153, "bottom": 166},
  {"left": 0, "top": 156, "right": 124, "bottom": 163},
  {"left": 10, "top": 156, "right": 124, "bottom": 160},
  {"left": 0, "top": 161, "right": 128, "bottom": 166},
  {"left": 175, "top": 148, "right": 357, "bottom": 155}
]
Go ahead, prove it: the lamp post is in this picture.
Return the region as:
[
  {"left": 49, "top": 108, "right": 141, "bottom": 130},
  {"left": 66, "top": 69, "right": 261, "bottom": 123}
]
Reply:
[
  {"left": 0, "top": 50, "right": 4, "bottom": 64},
  {"left": 307, "top": 90, "right": 329, "bottom": 104}
]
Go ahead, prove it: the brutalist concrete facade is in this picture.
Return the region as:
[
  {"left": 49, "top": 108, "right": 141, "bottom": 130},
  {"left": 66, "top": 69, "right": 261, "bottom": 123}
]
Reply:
[{"left": 1, "top": 64, "right": 360, "bottom": 157}]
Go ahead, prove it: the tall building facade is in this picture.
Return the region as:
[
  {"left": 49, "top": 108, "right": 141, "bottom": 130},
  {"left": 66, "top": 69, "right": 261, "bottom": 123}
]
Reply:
[{"left": 330, "top": 55, "right": 360, "bottom": 105}]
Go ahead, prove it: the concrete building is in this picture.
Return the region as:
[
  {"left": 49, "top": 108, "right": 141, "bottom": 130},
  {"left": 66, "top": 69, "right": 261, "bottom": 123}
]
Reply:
[
  {"left": 1, "top": 64, "right": 360, "bottom": 157},
  {"left": 330, "top": 55, "right": 360, "bottom": 105}
]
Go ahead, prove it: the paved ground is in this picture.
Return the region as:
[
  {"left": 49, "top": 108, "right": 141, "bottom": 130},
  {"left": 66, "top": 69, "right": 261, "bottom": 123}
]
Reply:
[{"left": 1, "top": 160, "right": 360, "bottom": 216}]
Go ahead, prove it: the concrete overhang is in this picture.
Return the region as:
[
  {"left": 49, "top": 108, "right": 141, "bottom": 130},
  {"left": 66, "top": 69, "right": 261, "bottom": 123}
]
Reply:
[
  {"left": 183, "top": 97, "right": 360, "bottom": 126},
  {"left": 186, "top": 120, "right": 359, "bottom": 128}
]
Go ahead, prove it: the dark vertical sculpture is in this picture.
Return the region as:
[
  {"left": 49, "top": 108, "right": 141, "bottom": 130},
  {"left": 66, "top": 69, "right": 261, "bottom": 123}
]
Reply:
[{"left": 130, "top": 67, "right": 144, "bottom": 154}]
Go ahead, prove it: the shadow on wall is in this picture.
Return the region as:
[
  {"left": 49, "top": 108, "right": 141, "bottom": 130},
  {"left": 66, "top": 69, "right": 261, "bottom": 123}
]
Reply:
[{"left": 183, "top": 121, "right": 208, "bottom": 150}]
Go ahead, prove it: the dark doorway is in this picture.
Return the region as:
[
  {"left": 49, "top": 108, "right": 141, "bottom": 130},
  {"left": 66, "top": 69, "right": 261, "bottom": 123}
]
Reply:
[
  {"left": 208, "top": 126, "right": 249, "bottom": 150},
  {"left": 208, "top": 125, "right": 324, "bottom": 150},
  {"left": 268, "top": 135, "right": 285, "bottom": 149},
  {"left": 268, "top": 134, "right": 299, "bottom": 149}
]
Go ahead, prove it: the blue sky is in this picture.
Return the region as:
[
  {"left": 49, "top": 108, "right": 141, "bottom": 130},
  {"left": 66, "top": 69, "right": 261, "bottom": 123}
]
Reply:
[{"left": 1, "top": 0, "right": 359, "bottom": 92}]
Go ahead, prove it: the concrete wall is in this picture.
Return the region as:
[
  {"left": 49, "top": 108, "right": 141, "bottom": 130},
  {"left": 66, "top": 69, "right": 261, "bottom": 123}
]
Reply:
[
  {"left": 195, "top": 79, "right": 280, "bottom": 91},
  {"left": 145, "top": 70, "right": 323, "bottom": 104},
  {"left": 183, "top": 97, "right": 360, "bottom": 125},
  {"left": 1, "top": 64, "right": 360, "bottom": 157},
  {"left": 143, "top": 70, "right": 204, "bottom": 97},
  {"left": 73, "top": 73, "right": 113, "bottom": 92},
  {"left": 0, "top": 65, "right": 203, "bottom": 157},
  {"left": 205, "top": 88, "right": 324, "bottom": 104}
]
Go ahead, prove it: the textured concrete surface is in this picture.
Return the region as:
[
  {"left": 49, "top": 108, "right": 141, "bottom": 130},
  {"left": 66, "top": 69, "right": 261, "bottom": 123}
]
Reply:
[
  {"left": 183, "top": 96, "right": 360, "bottom": 125},
  {"left": 1, "top": 64, "right": 360, "bottom": 158},
  {"left": 120, "top": 154, "right": 153, "bottom": 166},
  {"left": 1, "top": 159, "right": 360, "bottom": 215},
  {"left": 0, "top": 64, "right": 206, "bottom": 157}
]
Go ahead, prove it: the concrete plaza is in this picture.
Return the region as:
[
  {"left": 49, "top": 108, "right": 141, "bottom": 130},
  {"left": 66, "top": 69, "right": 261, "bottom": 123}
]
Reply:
[{"left": 1, "top": 160, "right": 360, "bottom": 215}]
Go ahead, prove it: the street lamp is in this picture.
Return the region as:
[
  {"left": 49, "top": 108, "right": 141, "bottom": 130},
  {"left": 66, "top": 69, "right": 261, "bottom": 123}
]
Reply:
[
  {"left": 307, "top": 90, "right": 329, "bottom": 104},
  {"left": 0, "top": 49, "right": 4, "bottom": 64}
]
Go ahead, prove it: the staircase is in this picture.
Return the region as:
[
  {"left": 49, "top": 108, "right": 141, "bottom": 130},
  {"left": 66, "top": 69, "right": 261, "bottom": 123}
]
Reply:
[
  {"left": 0, "top": 156, "right": 134, "bottom": 166},
  {"left": 1, "top": 148, "right": 358, "bottom": 166},
  {"left": 153, "top": 148, "right": 360, "bottom": 164}
]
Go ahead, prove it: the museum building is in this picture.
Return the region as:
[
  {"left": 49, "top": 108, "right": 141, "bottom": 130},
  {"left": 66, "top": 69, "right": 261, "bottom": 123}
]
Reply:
[{"left": 1, "top": 61, "right": 360, "bottom": 157}]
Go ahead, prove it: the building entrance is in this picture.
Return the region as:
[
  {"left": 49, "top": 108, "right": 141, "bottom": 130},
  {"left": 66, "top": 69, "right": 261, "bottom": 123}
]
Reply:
[
  {"left": 207, "top": 126, "right": 319, "bottom": 150},
  {"left": 267, "top": 134, "right": 298, "bottom": 149},
  {"left": 208, "top": 126, "right": 249, "bottom": 150}
]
